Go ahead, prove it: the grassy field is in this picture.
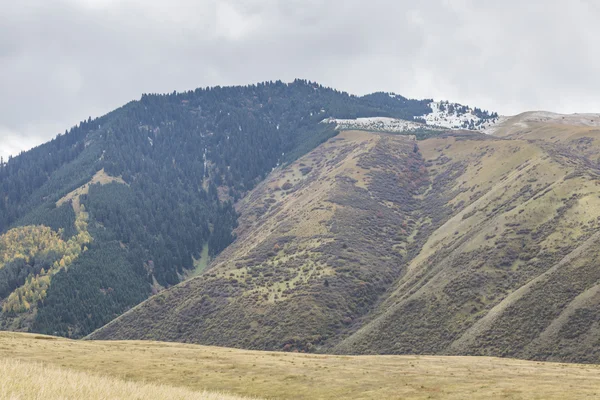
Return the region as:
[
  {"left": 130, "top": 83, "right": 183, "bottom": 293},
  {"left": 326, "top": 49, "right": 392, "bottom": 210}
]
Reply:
[
  {"left": 2, "top": 332, "right": 600, "bottom": 399},
  {"left": 0, "top": 358, "right": 257, "bottom": 400},
  {"left": 56, "top": 168, "right": 126, "bottom": 213}
]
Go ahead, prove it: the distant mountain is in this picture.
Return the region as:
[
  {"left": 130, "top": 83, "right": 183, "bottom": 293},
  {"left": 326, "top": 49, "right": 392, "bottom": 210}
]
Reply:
[
  {"left": 90, "top": 110, "right": 600, "bottom": 364},
  {"left": 0, "top": 79, "right": 457, "bottom": 338}
]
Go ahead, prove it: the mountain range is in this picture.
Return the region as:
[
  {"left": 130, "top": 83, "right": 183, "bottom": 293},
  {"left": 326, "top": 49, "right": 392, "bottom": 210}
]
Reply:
[{"left": 3, "top": 80, "right": 600, "bottom": 364}]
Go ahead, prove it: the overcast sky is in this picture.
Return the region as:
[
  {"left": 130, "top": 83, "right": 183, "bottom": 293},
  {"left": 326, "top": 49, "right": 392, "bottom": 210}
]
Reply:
[{"left": 2, "top": 0, "right": 600, "bottom": 159}]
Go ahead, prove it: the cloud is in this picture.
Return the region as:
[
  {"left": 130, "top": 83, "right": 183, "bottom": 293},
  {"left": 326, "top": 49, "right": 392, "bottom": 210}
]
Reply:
[
  {"left": 0, "top": 125, "right": 53, "bottom": 161},
  {"left": 1, "top": 0, "right": 599, "bottom": 159}
]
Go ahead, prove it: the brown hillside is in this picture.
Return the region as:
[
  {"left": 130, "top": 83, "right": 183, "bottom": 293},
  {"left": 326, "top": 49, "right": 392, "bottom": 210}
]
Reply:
[
  {"left": 90, "top": 130, "right": 430, "bottom": 351},
  {"left": 335, "top": 121, "right": 600, "bottom": 362},
  {"left": 91, "top": 119, "right": 600, "bottom": 363}
]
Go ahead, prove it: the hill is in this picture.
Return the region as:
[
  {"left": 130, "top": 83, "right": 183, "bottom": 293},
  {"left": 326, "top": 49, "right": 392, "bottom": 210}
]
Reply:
[
  {"left": 90, "top": 113, "right": 600, "bottom": 364},
  {"left": 3, "top": 332, "right": 600, "bottom": 399},
  {"left": 0, "top": 80, "right": 455, "bottom": 338},
  {"left": 334, "top": 117, "right": 600, "bottom": 363},
  {"left": 90, "top": 129, "right": 428, "bottom": 350}
]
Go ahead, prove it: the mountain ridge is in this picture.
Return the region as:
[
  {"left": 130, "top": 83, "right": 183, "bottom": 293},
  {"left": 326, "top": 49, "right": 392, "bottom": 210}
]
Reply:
[
  {"left": 5, "top": 79, "right": 600, "bottom": 365},
  {"left": 1, "top": 79, "right": 477, "bottom": 339},
  {"left": 90, "top": 113, "right": 600, "bottom": 364}
]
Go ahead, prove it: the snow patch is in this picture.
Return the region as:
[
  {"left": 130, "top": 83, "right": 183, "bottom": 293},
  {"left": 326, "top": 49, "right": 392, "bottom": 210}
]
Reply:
[
  {"left": 322, "top": 100, "right": 503, "bottom": 134},
  {"left": 418, "top": 101, "right": 499, "bottom": 131},
  {"left": 322, "top": 117, "right": 431, "bottom": 133}
]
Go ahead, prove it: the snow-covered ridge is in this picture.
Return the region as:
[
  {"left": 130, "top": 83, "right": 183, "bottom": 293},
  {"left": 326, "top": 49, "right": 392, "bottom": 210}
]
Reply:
[
  {"left": 418, "top": 101, "right": 499, "bottom": 131},
  {"left": 322, "top": 117, "right": 436, "bottom": 133},
  {"left": 322, "top": 100, "right": 502, "bottom": 133}
]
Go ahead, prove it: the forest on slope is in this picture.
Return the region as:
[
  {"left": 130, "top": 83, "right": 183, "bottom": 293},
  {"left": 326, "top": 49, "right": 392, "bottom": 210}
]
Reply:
[
  {"left": 91, "top": 114, "right": 600, "bottom": 364},
  {"left": 0, "top": 80, "right": 438, "bottom": 338}
]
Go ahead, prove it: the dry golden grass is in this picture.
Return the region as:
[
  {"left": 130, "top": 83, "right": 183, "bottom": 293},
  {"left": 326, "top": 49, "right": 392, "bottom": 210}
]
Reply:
[
  {"left": 2, "top": 332, "right": 600, "bottom": 399},
  {"left": 56, "top": 168, "right": 126, "bottom": 213},
  {"left": 0, "top": 358, "right": 257, "bottom": 400}
]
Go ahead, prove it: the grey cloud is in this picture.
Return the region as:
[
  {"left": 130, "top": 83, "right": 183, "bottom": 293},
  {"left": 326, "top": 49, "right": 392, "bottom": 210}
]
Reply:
[{"left": 1, "top": 0, "right": 599, "bottom": 159}]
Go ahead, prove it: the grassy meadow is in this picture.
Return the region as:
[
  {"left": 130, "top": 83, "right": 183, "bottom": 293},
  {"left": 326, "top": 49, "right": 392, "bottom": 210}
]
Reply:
[
  {"left": 0, "top": 358, "right": 257, "bottom": 400},
  {"left": 1, "top": 332, "right": 600, "bottom": 399}
]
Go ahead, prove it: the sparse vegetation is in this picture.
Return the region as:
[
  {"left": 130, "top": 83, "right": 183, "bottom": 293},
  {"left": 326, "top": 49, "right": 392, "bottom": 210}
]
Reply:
[{"left": 93, "top": 123, "right": 600, "bottom": 365}]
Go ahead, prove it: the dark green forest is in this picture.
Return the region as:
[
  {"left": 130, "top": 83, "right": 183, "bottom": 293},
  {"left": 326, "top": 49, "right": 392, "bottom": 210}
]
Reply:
[{"left": 0, "top": 80, "right": 434, "bottom": 338}]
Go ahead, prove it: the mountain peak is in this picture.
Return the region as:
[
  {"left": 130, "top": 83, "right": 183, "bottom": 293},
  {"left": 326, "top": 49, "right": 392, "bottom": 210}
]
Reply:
[{"left": 5, "top": 81, "right": 600, "bottom": 365}]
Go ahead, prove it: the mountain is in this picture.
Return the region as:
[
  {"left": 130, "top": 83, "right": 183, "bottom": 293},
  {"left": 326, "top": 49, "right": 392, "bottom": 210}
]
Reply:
[
  {"left": 89, "top": 129, "right": 427, "bottom": 349},
  {"left": 90, "top": 107, "right": 600, "bottom": 364},
  {"left": 2, "top": 80, "right": 487, "bottom": 338},
  {"left": 10, "top": 78, "right": 599, "bottom": 365},
  {"left": 334, "top": 112, "right": 600, "bottom": 363}
]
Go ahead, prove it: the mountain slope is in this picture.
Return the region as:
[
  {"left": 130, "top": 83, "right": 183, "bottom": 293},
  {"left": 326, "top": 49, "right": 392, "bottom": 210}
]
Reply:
[
  {"left": 91, "top": 114, "right": 600, "bottom": 364},
  {"left": 1, "top": 80, "right": 454, "bottom": 338},
  {"left": 332, "top": 117, "right": 600, "bottom": 361},
  {"left": 334, "top": 122, "right": 600, "bottom": 362},
  {"left": 89, "top": 129, "right": 430, "bottom": 350}
]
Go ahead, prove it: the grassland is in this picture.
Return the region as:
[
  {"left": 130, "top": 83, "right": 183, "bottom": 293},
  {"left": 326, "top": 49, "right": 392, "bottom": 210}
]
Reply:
[
  {"left": 56, "top": 168, "right": 126, "bottom": 213},
  {"left": 187, "top": 242, "right": 210, "bottom": 278},
  {"left": 2, "top": 332, "right": 600, "bottom": 399},
  {"left": 0, "top": 358, "right": 256, "bottom": 400}
]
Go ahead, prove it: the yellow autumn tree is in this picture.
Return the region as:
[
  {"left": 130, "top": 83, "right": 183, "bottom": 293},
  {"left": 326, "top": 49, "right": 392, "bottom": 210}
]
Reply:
[{"left": 1, "top": 210, "right": 93, "bottom": 314}]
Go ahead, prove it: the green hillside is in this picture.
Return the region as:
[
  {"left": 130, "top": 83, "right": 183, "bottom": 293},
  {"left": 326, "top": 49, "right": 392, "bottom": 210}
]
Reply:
[
  {"left": 0, "top": 80, "right": 433, "bottom": 338},
  {"left": 91, "top": 117, "right": 600, "bottom": 364},
  {"left": 89, "top": 130, "right": 429, "bottom": 350}
]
